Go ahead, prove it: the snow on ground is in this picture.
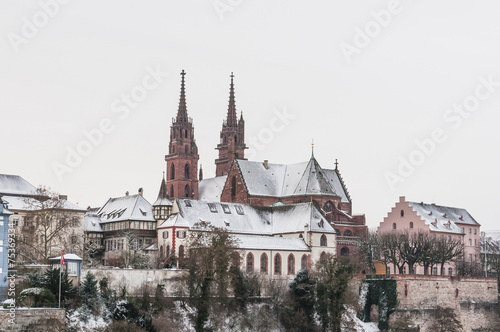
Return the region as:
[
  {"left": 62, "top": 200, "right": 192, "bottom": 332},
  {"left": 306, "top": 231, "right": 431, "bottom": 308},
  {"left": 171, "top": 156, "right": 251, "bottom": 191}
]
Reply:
[{"left": 343, "top": 307, "right": 380, "bottom": 332}]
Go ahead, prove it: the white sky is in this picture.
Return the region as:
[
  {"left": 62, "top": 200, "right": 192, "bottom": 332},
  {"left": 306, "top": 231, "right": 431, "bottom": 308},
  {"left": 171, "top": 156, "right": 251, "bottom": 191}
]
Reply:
[{"left": 2, "top": 1, "right": 499, "bottom": 231}]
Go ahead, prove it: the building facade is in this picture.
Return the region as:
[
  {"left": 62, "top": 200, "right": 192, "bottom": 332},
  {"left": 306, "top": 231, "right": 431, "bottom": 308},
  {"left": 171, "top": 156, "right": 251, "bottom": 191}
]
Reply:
[{"left": 378, "top": 196, "right": 481, "bottom": 276}]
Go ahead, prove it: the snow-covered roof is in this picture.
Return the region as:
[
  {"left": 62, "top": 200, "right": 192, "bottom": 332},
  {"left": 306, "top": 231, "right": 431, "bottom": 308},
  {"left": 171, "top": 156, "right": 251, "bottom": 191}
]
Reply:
[
  {"left": 97, "top": 194, "right": 155, "bottom": 223},
  {"left": 49, "top": 254, "right": 82, "bottom": 261},
  {"left": 84, "top": 213, "right": 103, "bottom": 232},
  {"left": 1, "top": 195, "right": 85, "bottom": 212},
  {"left": 408, "top": 201, "right": 479, "bottom": 234},
  {"left": 144, "top": 243, "right": 158, "bottom": 251},
  {"left": 234, "top": 235, "right": 310, "bottom": 251},
  {"left": 484, "top": 230, "right": 500, "bottom": 243},
  {"left": 199, "top": 176, "right": 228, "bottom": 202},
  {"left": 0, "top": 174, "right": 37, "bottom": 196},
  {"left": 153, "top": 197, "right": 173, "bottom": 207},
  {"left": 158, "top": 199, "right": 336, "bottom": 235},
  {"left": 235, "top": 158, "right": 350, "bottom": 203}
]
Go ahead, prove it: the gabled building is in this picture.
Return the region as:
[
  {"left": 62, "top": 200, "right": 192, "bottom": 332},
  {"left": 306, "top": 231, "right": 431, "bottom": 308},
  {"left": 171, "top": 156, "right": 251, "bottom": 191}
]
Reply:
[
  {"left": 157, "top": 198, "right": 337, "bottom": 278},
  {"left": 199, "top": 156, "right": 367, "bottom": 256},
  {"left": 0, "top": 174, "right": 86, "bottom": 263},
  {"left": 379, "top": 196, "right": 481, "bottom": 276},
  {"left": 97, "top": 189, "right": 157, "bottom": 265}
]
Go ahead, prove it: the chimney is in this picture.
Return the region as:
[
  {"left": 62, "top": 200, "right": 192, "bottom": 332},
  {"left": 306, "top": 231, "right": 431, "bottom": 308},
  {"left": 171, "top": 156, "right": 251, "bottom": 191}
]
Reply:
[
  {"left": 138, "top": 188, "right": 143, "bottom": 196},
  {"left": 263, "top": 160, "right": 269, "bottom": 169},
  {"left": 125, "top": 191, "right": 129, "bottom": 196}
]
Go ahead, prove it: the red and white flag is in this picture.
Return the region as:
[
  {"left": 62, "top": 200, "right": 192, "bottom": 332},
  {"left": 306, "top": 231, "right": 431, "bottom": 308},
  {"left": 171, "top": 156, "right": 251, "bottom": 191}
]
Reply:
[{"left": 61, "top": 253, "right": 65, "bottom": 266}]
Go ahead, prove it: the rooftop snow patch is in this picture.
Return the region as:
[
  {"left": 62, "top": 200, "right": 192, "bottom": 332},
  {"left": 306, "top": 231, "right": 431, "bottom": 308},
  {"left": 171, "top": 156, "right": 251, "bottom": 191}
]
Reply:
[
  {"left": 97, "top": 194, "right": 155, "bottom": 223},
  {"left": 199, "top": 176, "right": 228, "bottom": 202},
  {"left": 0, "top": 174, "right": 37, "bottom": 196}
]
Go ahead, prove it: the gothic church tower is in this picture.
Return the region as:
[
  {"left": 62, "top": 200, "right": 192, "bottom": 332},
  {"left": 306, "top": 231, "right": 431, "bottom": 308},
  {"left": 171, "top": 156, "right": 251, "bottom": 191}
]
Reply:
[
  {"left": 165, "top": 70, "right": 199, "bottom": 199},
  {"left": 215, "top": 73, "right": 247, "bottom": 176}
]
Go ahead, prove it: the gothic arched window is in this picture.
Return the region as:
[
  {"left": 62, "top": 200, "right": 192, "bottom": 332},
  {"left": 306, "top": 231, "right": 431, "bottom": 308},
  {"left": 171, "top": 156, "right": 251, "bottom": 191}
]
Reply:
[
  {"left": 340, "top": 247, "right": 349, "bottom": 256},
  {"left": 231, "top": 176, "right": 236, "bottom": 199},
  {"left": 246, "top": 252, "right": 254, "bottom": 272},
  {"left": 260, "top": 253, "right": 268, "bottom": 274},
  {"left": 320, "top": 234, "right": 327, "bottom": 247},
  {"left": 184, "top": 129, "right": 188, "bottom": 138},
  {"left": 287, "top": 254, "right": 295, "bottom": 275},
  {"left": 343, "top": 230, "right": 352, "bottom": 237},
  {"left": 274, "top": 254, "right": 281, "bottom": 275},
  {"left": 184, "top": 185, "right": 189, "bottom": 198},
  {"left": 171, "top": 164, "right": 175, "bottom": 180},
  {"left": 301, "top": 254, "right": 308, "bottom": 271},
  {"left": 184, "top": 164, "right": 189, "bottom": 180},
  {"left": 184, "top": 145, "right": 188, "bottom": 154},
  {"left": 170, "top": 185, "right": 174, "bottom": 197}
]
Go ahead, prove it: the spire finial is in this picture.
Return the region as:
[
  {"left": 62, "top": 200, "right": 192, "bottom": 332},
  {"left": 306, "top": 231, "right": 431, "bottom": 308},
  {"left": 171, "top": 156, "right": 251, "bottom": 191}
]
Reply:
[
  {"left": 176, "top": 70, "right": 188, "bottom": 122},
  {"left": 226, "top": 72, "right": 237, "bottom": 127},
  {"left": 311, "top": 139, "right": 314, "bottom": 158},
  {"left": 163, "top": 171, "right": 165, "bottom": 180},
  {"left": 335, "top": 159, "right": 338, "bottom": 170}
]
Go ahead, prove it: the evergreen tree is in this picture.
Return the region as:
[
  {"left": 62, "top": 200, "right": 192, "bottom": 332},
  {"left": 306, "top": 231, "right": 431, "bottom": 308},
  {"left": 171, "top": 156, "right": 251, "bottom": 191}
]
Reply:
[
  {"left": 289, "top": 269, "right": 316, "bottom": 327},
  {"left": 79, "top": 272, "right": 99, "bottom": 313},
  {"left": 40, "top": 268, "right": 76, "bottom": 306}
]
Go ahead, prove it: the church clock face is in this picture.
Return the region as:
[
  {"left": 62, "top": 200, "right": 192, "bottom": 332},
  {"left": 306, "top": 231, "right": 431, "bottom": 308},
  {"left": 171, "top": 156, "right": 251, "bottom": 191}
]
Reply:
[{"left": 324, "top": 202, "right": 334, "bottom": 213}]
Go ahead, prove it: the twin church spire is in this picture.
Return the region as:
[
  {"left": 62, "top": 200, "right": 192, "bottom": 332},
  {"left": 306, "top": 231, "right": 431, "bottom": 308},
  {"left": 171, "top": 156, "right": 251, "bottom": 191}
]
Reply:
[{"left": 165, "top": 70, "right": 247, "bottom": 199}]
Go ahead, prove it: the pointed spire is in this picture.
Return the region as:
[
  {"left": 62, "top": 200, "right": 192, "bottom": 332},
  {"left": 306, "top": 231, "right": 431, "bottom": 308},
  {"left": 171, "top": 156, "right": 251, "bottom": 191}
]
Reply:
[
  {"left": 226, "top": 72, "right": 237, "bottom": 127},
  {"left": 239, "top": 111, "right": 244, "bottom": 123},
  {"left": 199, "top": 164, "right": 203, "bottom": 181},
  {"left": 157, "top": 176, "right": 169, "bottom": 199},
  {"left": 176, "top": 70, "right": 188, "bottom": 122},
  {"left": 311, "top": 139, "right": 315, "bottom": 158}
]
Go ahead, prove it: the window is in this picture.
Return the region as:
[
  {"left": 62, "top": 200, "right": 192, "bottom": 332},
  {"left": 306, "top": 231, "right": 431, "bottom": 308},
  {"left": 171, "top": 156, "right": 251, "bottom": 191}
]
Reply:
[
  {"left": 343, "top": 230, "right": 352, "bottom": 237},
  {"left": 469, "top": 228, "right": 471, "bottom": 234},
  {"left": 246, "top": 253, "right": 254, "bottom": 272},
  {"left": 231, "top": 176, "right": 236, "bottom": 199},
  {"left": 469, "top": 239, "right": 472, "bottom": 246},
  {"left": 400, "top": 210, "right": 404, "bottom": 217},
  {"left": 163, "top": 231, "right": 169, "bottom": 239},
  {"left": 135, "top": 221, "right": 140, "bottom": 229},
  {"left": 177, "top": 230, "right": 186, "bottom": 239},
  {"left": 71, "top": 217, "right": 79, "bottom": 227},
  {"left": 260, "top": 253, "right": 268, "bottom": 274},
  {"left": 184, "top": 185, "right": 190, "bottom": 198},
  {"left": 448, "top": 268, "right": 453, "bottom": 276},
  {"left": 0, "top": 219, "right": 3, "bottom": 227},
  {"left": 170, "top": 185, "right": 174, "bottom": 197},
  {"left": 320, "top": 234, "right": 327, "bottom": 247},
  {"left": 221, "top": 204, "right": 231, "bottom": 214},
  {"left": 409, "top": 222, "right": 414, "bottom": 229},
  {"left": 147, "top": 222, "right": 153, "bottom": 230},
  {"left": 67, "top": 262, "right": 77, "bottom": 276},
  {"left": 208, "top": 203, "right": 218, "bottom": 213},
  {"left": 474, "top": 229, "right": 477, "bottom": 235},
  {"left": 469, "top": 254, "right": 472, "bottom": 262},
  {"left": 171, "top": 164, "right": 175, "bottom": 180},
  {"left": 184, "top": 164, "right": 190, "bottom": 180},
  {"left": 12, "top": 217, "right": 18, "bottom": 227},
  {"left": 475, "top": 239, "right": 477, "bottom": 246},
  {"left": 432, "top": 267, "right": 437, "bottom": 275},
  {"left": 287, "top": 254, "right": 295, "bottom": 275},
  {"left": 179, "top": 245, "right": 185, "bottom": 258},
  {"left": 184, "top": 129, "right": 188, "bottom": 138},
  {"left": 393, "top": 223, "right": 397, "bottom": 230},
  {"left": 166, "top": 245, "right": 170, "bottom": 259},
  {"left": 235, "top": 205, "right": 244, "bottom": 215},
  {"left": 184, "top": 145, "right": 188, "bottom": 154},
  {"left": 301, "top": 255, "right": 307, "bottom": 270},
  {"left": 340, "top": 247, "right": 349, "bottom": 256},
  {"left": 274, "top": 254, "right": 281, "bottom": 275}
]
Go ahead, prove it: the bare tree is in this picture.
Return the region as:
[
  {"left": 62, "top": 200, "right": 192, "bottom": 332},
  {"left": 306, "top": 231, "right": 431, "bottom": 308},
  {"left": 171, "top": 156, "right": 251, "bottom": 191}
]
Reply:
[
  {"left": 434, "top": 235, "right": 463, "bottom": 275},
  {"left": 17, "top": 186, "right": 83, "bottom": 264},
  {"left": 378, "top": 232, "right": 406, "bottom": 274}
]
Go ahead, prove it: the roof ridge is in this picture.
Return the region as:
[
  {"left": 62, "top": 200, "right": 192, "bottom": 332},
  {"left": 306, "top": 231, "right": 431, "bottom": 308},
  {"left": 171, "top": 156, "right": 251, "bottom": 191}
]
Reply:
[{"left": 334, "top": 167, "right": 351, "bottom": 202}]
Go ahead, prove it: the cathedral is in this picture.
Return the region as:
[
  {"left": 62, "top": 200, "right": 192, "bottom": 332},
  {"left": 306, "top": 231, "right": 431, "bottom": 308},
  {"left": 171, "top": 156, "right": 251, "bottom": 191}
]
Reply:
[{"left": 157, "top": 70, "right": 367, "bottom": 266}]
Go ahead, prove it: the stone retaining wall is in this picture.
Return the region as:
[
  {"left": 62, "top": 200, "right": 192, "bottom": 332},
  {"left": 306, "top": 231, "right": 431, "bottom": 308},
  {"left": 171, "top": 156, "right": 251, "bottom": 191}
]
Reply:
[{"left": 0, "top": 308, "right": 65, "bottom": 331}]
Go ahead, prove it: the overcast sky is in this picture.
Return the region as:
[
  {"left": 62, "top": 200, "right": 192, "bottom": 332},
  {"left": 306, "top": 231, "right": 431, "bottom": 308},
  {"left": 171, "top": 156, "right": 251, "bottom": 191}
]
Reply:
[{"left": 2, "top": 1, "right": 499, "bottom": 231}]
